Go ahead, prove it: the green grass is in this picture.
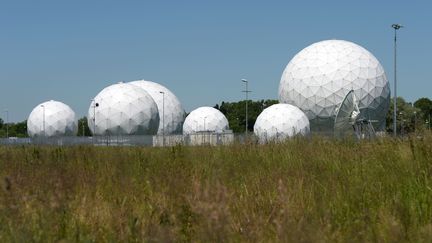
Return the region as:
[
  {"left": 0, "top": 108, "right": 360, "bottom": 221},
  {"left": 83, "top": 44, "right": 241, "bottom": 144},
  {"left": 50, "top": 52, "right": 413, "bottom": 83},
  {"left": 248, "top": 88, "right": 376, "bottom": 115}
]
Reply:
[{"left": 1, "top": 134, "right": 432, "bottom": 242}]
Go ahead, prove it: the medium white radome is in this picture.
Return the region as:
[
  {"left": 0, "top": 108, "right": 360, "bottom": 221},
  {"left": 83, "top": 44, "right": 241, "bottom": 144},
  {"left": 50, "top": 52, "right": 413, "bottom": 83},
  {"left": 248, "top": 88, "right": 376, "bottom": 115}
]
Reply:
[
  {"left": 27, "top": 100, "right": 77, "bottom": 137},
  {"left": 88, "top": 82, "right": 159, "bottom": 135},
  {"left": 129, "top": 80, "right": 185, "bottom": 135},
  {"left": 278, "top": 39, "right": 390, "bottom": 132},
  {"left": 183, "top": 107, "right": 229, "bottom": 134},
  {"left": 254, "top": 104, "right": 310, "bottom": 142}
]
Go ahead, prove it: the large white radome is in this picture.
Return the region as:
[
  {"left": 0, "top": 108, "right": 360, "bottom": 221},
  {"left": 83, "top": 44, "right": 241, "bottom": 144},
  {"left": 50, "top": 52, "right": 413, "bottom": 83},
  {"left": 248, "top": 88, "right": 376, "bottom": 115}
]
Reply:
[
  {"left": 254, "top": 104, "right": 310, "bottom": 142},
  {"left": 183, "top": 107, "right": 229, "bottom": 134},
  {"left": 27, "top": 100, "right": 77, "bottom": 137},
  {"left": 88, "top": 82, "right": 160, "bottom": 135},
  {"left": 278, "top": 39, "right": 390, "bottom": 132},
  {"left": 129, "top": 80, "right": 185, "bottom": 135}
]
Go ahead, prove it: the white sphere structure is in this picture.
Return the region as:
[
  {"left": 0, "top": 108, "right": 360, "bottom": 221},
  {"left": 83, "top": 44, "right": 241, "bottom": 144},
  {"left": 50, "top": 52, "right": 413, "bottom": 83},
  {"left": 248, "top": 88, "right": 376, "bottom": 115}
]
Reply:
[
  {"left": 254, "top": 104, "right": 310, "bottom": 143},
  {"left": 183, "top": 107, "right": 229, "bottom": 134},
  {"left": 27, "top": 100, "right": 77, "bottom": 137},
  {"left": 278, "top": 39, "right": 390, "bottom": 132},
  {"left": 129, "top": 80, "right": 185, "bottom": 135},
  {"left": 88, "top": 82, "right": 159, "bottom": 135}
]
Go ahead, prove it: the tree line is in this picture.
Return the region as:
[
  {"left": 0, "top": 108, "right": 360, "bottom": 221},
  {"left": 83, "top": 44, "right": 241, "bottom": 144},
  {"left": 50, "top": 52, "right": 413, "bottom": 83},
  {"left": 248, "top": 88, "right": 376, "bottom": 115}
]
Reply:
[{"left": 1, "top": 97, "right": 431, "bottom": 137}]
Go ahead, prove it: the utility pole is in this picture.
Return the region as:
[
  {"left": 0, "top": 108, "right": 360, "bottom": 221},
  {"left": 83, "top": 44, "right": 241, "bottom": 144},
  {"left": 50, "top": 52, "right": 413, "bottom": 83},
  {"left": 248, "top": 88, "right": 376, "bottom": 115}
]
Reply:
[
  {"left": 392, "top": 24, "right": 403, "bottom": 136},
  {"left": 241, "top": 79, "right": 252, "bottom": 135}
]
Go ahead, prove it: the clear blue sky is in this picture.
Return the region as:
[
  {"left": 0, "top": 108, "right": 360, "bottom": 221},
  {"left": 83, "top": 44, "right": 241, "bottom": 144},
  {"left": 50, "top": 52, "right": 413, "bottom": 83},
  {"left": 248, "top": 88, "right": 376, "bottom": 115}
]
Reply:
[{"left": 1, "top": 0, "right": 430, "bottom": 122}]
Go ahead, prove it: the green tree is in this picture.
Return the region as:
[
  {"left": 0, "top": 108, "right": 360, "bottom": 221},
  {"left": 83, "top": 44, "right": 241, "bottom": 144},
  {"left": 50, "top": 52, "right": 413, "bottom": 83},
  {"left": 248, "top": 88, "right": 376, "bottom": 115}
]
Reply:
[
  {"left": 6, "top": 120, "right": 28, "bottom": 137},
  {"left": 215, "top": 99, "right": 278, "bottom": 133},
  {"left": 414, "top": 98, "right": 432, "bottom": 128},
  {"left": 78, "top": 117, "right": 91, "bottom": 136},
  {"left": 386, "top": 97, "right": 420, "bottom": 134}
]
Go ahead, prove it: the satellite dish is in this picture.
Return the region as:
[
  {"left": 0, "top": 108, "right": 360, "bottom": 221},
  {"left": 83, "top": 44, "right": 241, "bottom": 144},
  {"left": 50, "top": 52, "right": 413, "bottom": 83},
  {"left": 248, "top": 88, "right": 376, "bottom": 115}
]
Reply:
[
  {"left": 334, "top": 90, "right": 376, "bottom": 139},
  {"left": 334, "top": 90, "right": 360, "bottom": 138}
]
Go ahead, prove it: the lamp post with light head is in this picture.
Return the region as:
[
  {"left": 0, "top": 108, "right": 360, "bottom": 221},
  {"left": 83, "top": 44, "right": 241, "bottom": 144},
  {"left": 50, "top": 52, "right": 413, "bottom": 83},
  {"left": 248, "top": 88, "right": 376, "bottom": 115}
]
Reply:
[{"left": 392, "top": 24, "right": 403, "bottom": 136}]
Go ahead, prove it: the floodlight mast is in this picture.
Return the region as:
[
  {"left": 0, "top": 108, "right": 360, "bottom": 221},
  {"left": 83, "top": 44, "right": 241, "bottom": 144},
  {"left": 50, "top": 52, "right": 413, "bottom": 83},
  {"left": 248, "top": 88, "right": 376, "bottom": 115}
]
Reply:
[
  {"left": 392, "top": 24, "right": 403, "bottom": 137},
  {"left": 160, "top": 91, "right": 165, "bottom": 146},
  {"left": 241, "top": 79, "right": 251, "bottom": 136},
  {"left": 92, "top": 99, "right": 99, "bottom": 136}
]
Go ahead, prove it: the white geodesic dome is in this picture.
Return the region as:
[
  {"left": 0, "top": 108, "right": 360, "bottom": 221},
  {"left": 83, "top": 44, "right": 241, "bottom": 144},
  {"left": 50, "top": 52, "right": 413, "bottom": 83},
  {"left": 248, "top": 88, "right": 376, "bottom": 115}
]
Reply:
[
  {"left": 278, "top": 39, "right": 390, "bottom": 132},
  {"left": 88, "top": 82, "right": 159, "bottom": 135},
  {"left": 27, "top": 100, "right": 77, "bottom": 137},
  {"left": 183, "top": 107, "right": 229, "bottom": 134},
  {"left": 254, "top": 104, "right": 310, "bottom": 142},
  {"left": 129, "top": 80, "right": 185, "bottom": 135}
]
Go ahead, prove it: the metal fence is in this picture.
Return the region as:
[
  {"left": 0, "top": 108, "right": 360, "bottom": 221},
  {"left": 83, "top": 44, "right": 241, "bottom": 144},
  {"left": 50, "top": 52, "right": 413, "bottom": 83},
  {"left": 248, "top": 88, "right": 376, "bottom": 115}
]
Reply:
[
  {"left": 0, "top": 130, "right": 391, "bottom": 147},
  {"left": 0, "top": 132, "right": 236, "bottom": 147}
]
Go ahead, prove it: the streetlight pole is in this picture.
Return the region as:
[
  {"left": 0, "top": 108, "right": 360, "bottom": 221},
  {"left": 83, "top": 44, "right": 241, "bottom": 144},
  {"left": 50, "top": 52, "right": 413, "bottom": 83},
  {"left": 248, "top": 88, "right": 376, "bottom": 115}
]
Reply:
[
  {"left": 41, "top": 105, "right": 46, "bottom": 137},
  {"left": 92, "top": 99, "right": 99, "bottom": 136},
  {"left": 3, "top": 110, "right": 8, "bottom": 138},
  {"left": 159, "top": 91, "right": 165, "bottom": 146},
  {"left": 241, "top": 79, "right": 251, "bottom": 136},
  {"left": 392, "top": 24, "right": 403, "bottom": 137}
]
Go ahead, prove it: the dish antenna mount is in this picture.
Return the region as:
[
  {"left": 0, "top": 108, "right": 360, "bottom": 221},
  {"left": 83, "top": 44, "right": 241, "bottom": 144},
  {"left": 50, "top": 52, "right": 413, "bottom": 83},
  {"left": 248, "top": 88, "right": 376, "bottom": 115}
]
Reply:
[{"left": 334, "top": 90, "right": 376, "bottom": 139}]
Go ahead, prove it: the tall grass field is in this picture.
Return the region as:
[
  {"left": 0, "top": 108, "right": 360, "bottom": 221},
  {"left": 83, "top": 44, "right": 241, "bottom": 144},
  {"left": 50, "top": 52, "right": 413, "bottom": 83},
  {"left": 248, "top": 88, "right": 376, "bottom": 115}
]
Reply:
[{"left": 1, "top": 134, "right": 432, "bottom": 242}]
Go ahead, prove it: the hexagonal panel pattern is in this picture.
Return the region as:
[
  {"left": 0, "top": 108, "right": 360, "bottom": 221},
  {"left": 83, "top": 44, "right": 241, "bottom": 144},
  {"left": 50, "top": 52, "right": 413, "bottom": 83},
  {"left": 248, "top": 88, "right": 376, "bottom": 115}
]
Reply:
[
  {"left": 27, "top": 100, "right": 77, "bottom": 137},
  {"left": 254, "top": 104, "right": 310, "bottom": 143},
  {"left": 278, "top": 39, "right": 390, "bottom": 132},
  {"left": 129, "top": 80, "right": 185, "bottom": 135},
  {"left": 88, "top": 82, "right": 159, "bottom": 135},
  {"left": 183, "top": 107, "right": 229, "bottom": 134}
]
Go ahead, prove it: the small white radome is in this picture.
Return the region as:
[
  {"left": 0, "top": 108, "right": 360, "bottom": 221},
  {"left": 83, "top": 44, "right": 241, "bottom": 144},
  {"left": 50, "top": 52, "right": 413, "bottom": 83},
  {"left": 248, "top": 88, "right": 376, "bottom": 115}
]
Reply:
[
  {"left": 183, "top": 107, "right": 229, "bottom": 134},
  {"left": 27, "top": 100, "right": 77, "bottom": 137},
  {"left": 254, "top": 104, "right": 310, "bottom": 142}
]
